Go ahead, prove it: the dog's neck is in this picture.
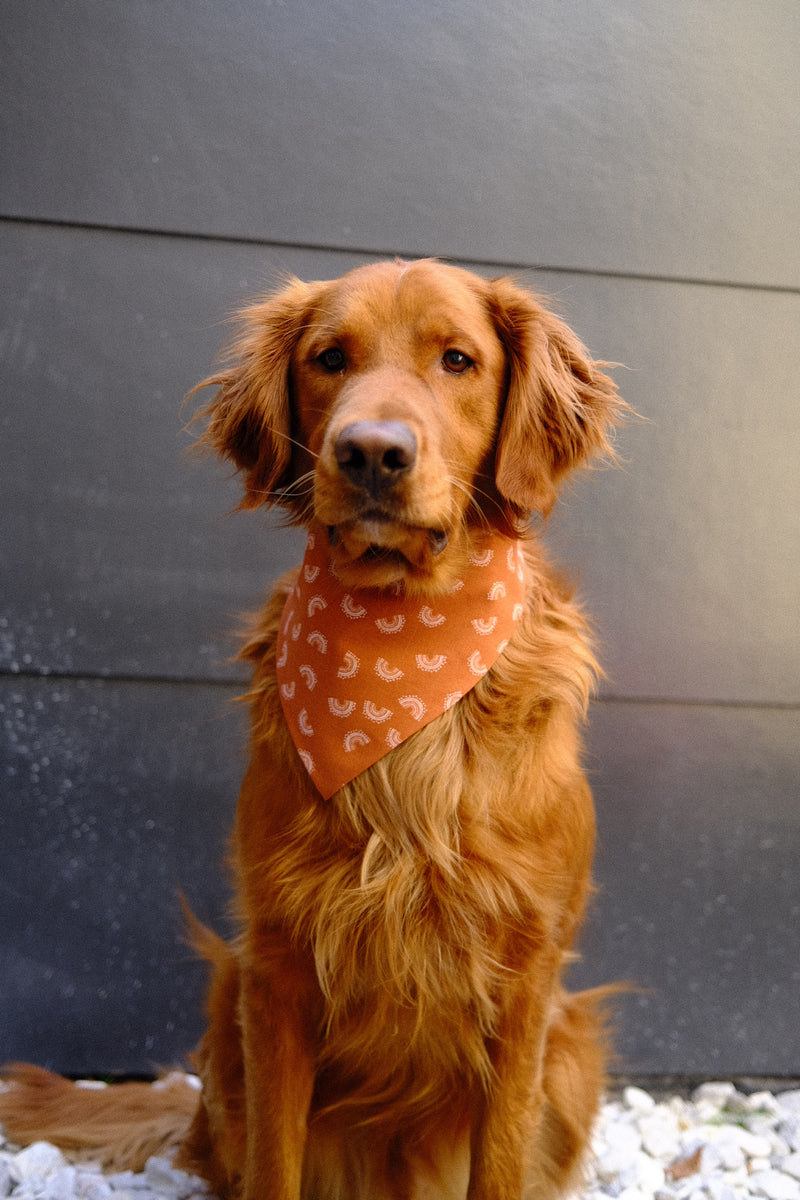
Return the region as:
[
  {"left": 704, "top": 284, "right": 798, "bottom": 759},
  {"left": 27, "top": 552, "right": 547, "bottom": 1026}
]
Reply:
[{"left": 277, "top": 528, "right": 527, "bottom": 798}]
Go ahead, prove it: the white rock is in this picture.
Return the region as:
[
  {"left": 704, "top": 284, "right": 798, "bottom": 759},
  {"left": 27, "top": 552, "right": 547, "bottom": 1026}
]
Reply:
[
  {"left": 11, "top": 1140, "right": 69, "bottom": 1182},
  {"left": 749, "top": 1169, "right": 800, "bottom": 1200},
  {"left": 748, "top": 1093, "right": 784, "bottom": 1117},
  {"left": 143, "top": 1156, "right": 207, "bottom": 1197},
  {"left": 640, "top": 1111, "right": 682, "bottom": 1161},
  {"left": 595, "top": 1120, "right": 643, "bottom": 1182},
  {"left": 37, "top": 1165, "right": 78, "bottom": 1199},
  {"left": 667, "top": 1094, "right": 692, "bottom": 1121},
  {"left": 75, "top": 1169, "right": 114, "bottom": 1198},
  {"left": 105, "top": 1169, "right": 150, "bottom": 1191},
  {"left": 737, "top": 1129, "right": 776, "bottom": 1160},
  {"left": 692, "top": 1082, "right": 743, "bottom": 1114},
  {"left": 634, "top": 1149, "right": 666, "bottom": 1191},
  {"left": 755, "top": 1116, "right": 783, "bottom": 1135},
  {"left": 617, "top": 1161, "right": 641, "bottom": 1191},
  {"left": 699, "top": 1142, "right": 725, "bottom": 1176},
  {"left": 778, "top": 1093, "right": 800, "bottom": 1117},
  {"left": 624, "top": 1086, "right": 657, "bottom": 1115},
  {"left": 704, "top": 1179, "right": 739, "bottom": 1200},
  {"left": 678, "top": 1125, "right": 713, "bottom": 1157},
  {"left": 711, "top": 1127, "right": 747, "bottom": 1171},
  {"left": 783, "top": 1156, "right": 800, "bottom": 1183},
  {"left": 749, "top": 1116, "right": 783, "bottom": 1141},
  {"left": 595, "top": 1099, "right": 624, "bottom": 1129},
  {"left": 780, "top": 1117, "right": 800, "bottom": 1153},
  {"left": 721, "top": 1166, "right": 751, "bottom": 1191}
]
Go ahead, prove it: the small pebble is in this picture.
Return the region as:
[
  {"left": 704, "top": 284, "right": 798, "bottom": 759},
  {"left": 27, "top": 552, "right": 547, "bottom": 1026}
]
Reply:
[
  {"left": 781, "top": 1118, "right": 800, "bottom": 1154},
  {"left": 625, "top": 1087, "right": 657, "bottom": 1115},
  {"left": 11, "top": 1142, "right": 69, "bottom": 1185},
  {"left": 748, "top": 1170, "right": 800, "bottom": 1200}
]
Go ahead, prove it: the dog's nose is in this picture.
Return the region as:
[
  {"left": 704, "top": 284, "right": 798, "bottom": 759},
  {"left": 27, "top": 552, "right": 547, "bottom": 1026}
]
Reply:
[{"left": 334, "top": 421, "right": 417, "bottom": 498}]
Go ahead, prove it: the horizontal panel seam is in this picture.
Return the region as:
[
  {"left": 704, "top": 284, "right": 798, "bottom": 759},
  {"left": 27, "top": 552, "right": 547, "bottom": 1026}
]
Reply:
[
  {"left": 597, "top": 694, "right": 800, "bottom": 712},
  {"left": 2, "top": 214, "right": 798, "bottom": 298},
  {"left": 0, "top": 667, "right": 243, "bottom": 690},
  {"left": 1, "top": 667, "right": 798, "bottom": 711}
]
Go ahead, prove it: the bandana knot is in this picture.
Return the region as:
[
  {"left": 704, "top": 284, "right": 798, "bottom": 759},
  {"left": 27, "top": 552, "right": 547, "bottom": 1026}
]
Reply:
[{"left": 277, "top": 531, "right": 527, "bottom": 798}]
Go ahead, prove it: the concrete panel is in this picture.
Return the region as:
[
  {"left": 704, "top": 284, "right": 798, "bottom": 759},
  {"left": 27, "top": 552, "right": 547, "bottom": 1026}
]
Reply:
[
  {"left": 539, "top": 272, "right": 800, "bottom": 705},
  {"left": 572, "top": 700, "right": 800, "bottom": 1077},
  {"left": 1, "top": 222, "right": 366, "bottom": 680},
  {"left": 3, "top": 678, "right": 796, "bottom": 1076},
  {"left": 0, "top": 676, "right": 243, "bottom": 1074},
  {"left": 1, "top": 1, "right": 798, "bottom": 288},
  {"left": 3, "top": 224, "right": 797, "bottom": 703}
]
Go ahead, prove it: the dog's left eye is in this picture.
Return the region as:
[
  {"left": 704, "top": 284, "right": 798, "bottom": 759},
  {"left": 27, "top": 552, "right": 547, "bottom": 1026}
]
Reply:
[
  {"left": 316, "top": 348, "right": 346, "bottom": 373},
  {"left": 442, "top": 350, "right": 473, "bottom": 374}
]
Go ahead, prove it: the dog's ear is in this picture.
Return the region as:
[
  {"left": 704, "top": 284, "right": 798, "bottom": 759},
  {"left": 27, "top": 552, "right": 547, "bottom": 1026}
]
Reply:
[
  {"left": 192, "top": 277, "right": 323, "bottom": 512},
  {"left": 486, "top": 277, "right": 622, "bottom": 519}
]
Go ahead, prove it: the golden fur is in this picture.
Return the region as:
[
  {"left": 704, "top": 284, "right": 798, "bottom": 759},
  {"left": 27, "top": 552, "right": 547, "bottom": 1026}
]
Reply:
[{"left": 0, "top": 259, "right": 624, "bottom": 1199}]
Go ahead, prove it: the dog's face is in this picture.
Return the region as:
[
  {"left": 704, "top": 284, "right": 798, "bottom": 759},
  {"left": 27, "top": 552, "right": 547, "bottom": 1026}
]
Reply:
[
  {"left": 291, "top": 260, "right": 509, "bottom": 589},
  {"left": 197, "top": 259, "right": 621, "bottom": 591}
]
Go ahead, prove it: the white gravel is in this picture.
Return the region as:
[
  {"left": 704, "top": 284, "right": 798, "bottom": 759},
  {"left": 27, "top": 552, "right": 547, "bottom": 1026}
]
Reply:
[
  {"left": 1, "top": 1078, "right": 800, "bottom": 1199},
  {"left": 588, "top": 1082, "right": 800, "bottom": 1200},
  {"left": 0, "top": 1141, "right": 208, "bottom": 1200}
]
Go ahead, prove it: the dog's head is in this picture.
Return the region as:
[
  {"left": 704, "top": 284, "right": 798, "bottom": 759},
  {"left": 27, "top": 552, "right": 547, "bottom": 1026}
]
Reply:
[{"left": 195, "top": 259, "right": 622, "bottom": 591}]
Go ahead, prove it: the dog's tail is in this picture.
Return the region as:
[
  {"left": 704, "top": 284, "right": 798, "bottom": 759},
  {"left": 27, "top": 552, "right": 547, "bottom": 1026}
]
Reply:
[
  {"left": 0, "top": 907, "right": 233, "bottom": 1172},
  {"left": 0, "top": 1063, "right": 199, "bottom": 1172},
  {"left": 531, "top": 983, "right": 629, "bottom": 1200}
]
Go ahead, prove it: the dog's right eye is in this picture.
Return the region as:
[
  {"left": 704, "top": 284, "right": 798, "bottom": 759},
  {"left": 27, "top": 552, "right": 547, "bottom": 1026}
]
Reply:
[
  {"left": 316, "top": 348, "right": 346, "bottom": 374},
  {"left": 442, "top": 349, "right": 473, "bottom": 374}
]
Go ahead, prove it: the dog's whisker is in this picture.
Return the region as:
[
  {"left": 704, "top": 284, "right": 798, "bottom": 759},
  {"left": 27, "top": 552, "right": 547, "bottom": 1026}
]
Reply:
[
  {"left": 279, "top": 470, "right": 316, "bottom": 498},
  {"left": 446, "top": 473, "right": 493, "bottom": 532},
  {"left": 264, "top": 426, "right": 320, "bottom": 460},
  {"left": 235, "top": 475, "right": 315, "bottom": 505}
]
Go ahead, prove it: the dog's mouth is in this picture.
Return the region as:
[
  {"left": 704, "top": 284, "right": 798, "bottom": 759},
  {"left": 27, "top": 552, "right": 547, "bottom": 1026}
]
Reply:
[
  {"left": 324, "top": 514, "right": 451, "bottom": 587},
  {"left": 328, "top": 520, "right": 449, "bottom": 558}
]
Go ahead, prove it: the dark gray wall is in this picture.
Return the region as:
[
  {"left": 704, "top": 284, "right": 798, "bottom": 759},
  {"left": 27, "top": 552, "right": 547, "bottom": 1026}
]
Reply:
[{"left": 1, "top": 1, "right": 798, "bottom": 1078}]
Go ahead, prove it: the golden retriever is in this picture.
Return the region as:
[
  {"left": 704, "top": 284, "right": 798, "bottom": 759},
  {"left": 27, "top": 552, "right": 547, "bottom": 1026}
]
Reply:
[{"left": 0, "top": 258, "right": 624, "bottom": 1200}]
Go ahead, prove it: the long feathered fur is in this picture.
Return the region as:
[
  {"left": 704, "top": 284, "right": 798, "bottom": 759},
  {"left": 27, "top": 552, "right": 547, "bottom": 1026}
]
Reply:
[
  {"left": 0, "top": 259, "right": 627, "bottom": 1200},
  {"left": 0, "top": 1064, "right": 198, "bottom": 1172}
]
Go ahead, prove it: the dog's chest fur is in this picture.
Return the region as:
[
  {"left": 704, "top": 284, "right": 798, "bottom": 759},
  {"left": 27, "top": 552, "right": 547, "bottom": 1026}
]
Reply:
[
  {"left": 238, "top": 544, "right": 595, "bottom": 1116},
  {"left": 271, "top": 738, "right": 539, "bottom": 1108}
]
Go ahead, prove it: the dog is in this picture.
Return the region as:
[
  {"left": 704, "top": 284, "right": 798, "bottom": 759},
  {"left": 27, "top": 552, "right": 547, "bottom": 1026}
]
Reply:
[{"left": 0, "top": 259, "right": 624, "bottom": 1199}]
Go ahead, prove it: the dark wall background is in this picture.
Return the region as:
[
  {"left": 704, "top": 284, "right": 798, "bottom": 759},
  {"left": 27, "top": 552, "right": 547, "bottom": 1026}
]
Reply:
[{"left": 1, "top": 1, "right": 798, "bottom": 1078}]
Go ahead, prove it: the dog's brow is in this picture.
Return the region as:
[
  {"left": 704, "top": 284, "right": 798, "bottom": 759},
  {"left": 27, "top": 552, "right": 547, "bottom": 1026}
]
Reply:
[
  {"left": 297, "top": 315, "right": 342, "bottom": 342},
  {"left": 412, "top": 318, "right": 483, "bottom": 351}
]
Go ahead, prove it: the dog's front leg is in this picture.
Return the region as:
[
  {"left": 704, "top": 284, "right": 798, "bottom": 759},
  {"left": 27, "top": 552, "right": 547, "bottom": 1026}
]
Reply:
[
  {"left": 467, "top": 958, "right": 560, "bottom": 1200},
  {"left": 239, "top": 942, "right": 319, "bottom": 1200}
]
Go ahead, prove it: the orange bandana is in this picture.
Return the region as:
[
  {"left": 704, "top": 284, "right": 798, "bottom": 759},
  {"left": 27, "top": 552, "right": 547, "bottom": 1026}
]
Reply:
[{"left": 277, "top": 530, "right": 527, "bottom": 798}]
